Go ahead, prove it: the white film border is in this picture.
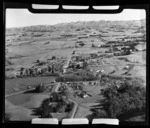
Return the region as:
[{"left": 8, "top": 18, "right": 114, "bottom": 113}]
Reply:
[
  {"left": 32, "top": 118, "right": 58, "bottom": 124},
  {"left": 92, "top": 119, "right": 119, "bottom": 125},
  {"left": 62, "top": 118, "right": 89, "bottom": 124},
  {"left": 32, "top": 118, "right": 119, "bottom": 125}
]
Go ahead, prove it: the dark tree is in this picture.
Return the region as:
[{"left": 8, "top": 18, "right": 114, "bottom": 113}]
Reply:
[
  {"left": 92, "top": 43, "right": 95, "bottom": 47},
  {"left": 79, "top": 43, "right": 85, "bottom": 47},
  {"left": 52, "top": 56, "right": 56, "bottom": 60}
]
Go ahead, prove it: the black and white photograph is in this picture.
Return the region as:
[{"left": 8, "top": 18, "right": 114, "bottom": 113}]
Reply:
[{"left": 4, "top": 4, "right": 147, "bottom": 124}]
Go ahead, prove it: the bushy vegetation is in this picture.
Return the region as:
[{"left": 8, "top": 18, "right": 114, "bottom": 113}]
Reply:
[
  {"left": 89, "top": 75, "right": 146, "bottom": 121},
  {"left": 35, "top": 84, "right": 46, "bottom": 93},
  {"left": 56, "top": 69, "right": 97, "bottom": 82},
  {"left": 52, "top": 56, "right": 56, "bottom": 60},
  {"left": 34, "top": 98, "right": 52, "bottom": 118},
  {"left": 33, "top": 92, "right": 74, "bottom": 118}
]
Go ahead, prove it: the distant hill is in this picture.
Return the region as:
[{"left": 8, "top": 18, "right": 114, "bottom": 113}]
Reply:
[{"left": 6, "top": 19, "right": 146, "bottom": 33}]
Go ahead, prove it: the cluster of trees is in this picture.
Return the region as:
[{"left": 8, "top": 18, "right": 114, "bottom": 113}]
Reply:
[
  {"left": 56, "top": 69, "right": 97, "bottom": 82},
  {"left": 33, "top": 92, "right": 74, "bottom": 118},
  {"left": 35, "top": 84, "right": 46, "bottom": 93},
  {"left": 89, "top": 75, "right": 146, "bottom": 121}
]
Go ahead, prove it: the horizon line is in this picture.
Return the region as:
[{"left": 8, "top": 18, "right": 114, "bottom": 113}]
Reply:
[{"left": 6, "top": 18, "right": 145, "bottom": 29}]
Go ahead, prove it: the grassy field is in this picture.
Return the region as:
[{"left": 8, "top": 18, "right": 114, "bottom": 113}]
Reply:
[
  {"left": 74, "top": 106, "right": 92, "bottom": 118},
  {"left": 5, "top": 93, "right": 50, "bottom": 121},
  {"left": 5, "top": 100, "right": 37, "bottom": 121},
  {"left": 5, "top": 76, "right": 56, "bottom": 95}
]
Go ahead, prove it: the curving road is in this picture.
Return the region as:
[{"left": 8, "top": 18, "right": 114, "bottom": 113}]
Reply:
[{"left": 54, "top": 82, "right": 78, "bottom": 118}]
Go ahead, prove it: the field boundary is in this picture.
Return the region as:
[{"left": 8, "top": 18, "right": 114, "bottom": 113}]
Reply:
[{"left": 5, "top": 87, "right": 36, "bottom": 98}]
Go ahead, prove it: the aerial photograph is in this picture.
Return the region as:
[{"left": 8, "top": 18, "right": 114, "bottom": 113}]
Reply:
[{"left": 5, "top": 9, "right": 146, "bottom": 122}]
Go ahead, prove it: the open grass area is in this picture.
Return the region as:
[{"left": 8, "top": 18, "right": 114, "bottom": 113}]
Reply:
[
  {"left": 5, "top": 76, "right": 55, "bottom": 95},
  {"left": 5, "top": 100, "right": 38, "bottom": 121},
  {"left": 74, "top": 106, "right": 92, "bottom": 118},
  {"left": 6, "top": 93, "right": 50, "bottom": 108},
  {"left": 5, "top": 93, "right": 50, "bottom": 121}
]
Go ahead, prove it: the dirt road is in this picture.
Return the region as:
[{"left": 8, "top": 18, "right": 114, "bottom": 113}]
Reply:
[
  {"left": 63, "top": 42, "right": 76, "bottom": 73},
  {"left": 54, "top": 82, "right": 78, "bottom": 118},
  {"left": 5, "top": 88, "right": 36, "bottom": 98}
]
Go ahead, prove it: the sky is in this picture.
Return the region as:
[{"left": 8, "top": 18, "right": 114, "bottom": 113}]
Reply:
[{"left": 6, "top": 9, "right": 146, "bottom": 28}]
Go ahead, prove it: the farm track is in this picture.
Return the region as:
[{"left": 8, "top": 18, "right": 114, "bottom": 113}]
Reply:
[
  {"left": 63, "top": 41, "right": 76, "bottom": 73},
  {"left": 5, "top": 87, "right": 36, "bottom": 98},
  {"left": 54, "top": 83, "right": 78, "bottom": 118},
  {"left": 96, "top": 36, "right": 107, "bottom": 44}
]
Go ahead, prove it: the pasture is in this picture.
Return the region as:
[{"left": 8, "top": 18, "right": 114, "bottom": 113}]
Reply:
[
  {"left": 5, "top": 76, "right": 55, "bottom": 95},
  {"left": 5, "top": 93, "right": 50, "bottom": 121}
]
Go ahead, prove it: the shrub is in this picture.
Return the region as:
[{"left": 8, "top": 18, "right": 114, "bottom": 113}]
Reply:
[
  {"left": 66, "top": 102, "right": 74, "bottom": 112},
  {"left": 91, "top": 43, "right": 95, "bottom": 47},
  {"left": 56, "top": 100, "right": 67, "bottom": 113},
  {"left": 50, "top": 92, "right": 63, "bottom": 102},
  {"left": 35, "top": 98, "right": 52, "bottom": 118},
  {"left": 36, "top": 59, "right": 40, "bottom": 63},
  {"left": 35, "top": 84, "right": 46, "bottom": 92},
  {"left": 52, "top": 56, "right": 56, "bottom": 60}
]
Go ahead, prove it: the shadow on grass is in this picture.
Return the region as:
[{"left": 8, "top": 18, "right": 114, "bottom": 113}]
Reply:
[
  {"left": 86, "top": 100, "right": 146, "bottom": 122},
  {"left": 30, "top": 97, "right": 53, "bottom": 118},
  {"left": 117, "top": 57, "right": 130, "bottom": 62},
  {"left": 118, "top": 110, "right": 146, "bottom": 121},
  {"left": 31, "top": 107, "right": 42, "bottom": 117},
  {"left": 85, "top": 98, "right": 108, "bottom": 121},
  {"left": 23, "top": 89, "right": 37, "bottom": 94},
  {"left": 31, "top": 107, "right": 53, "bottom": 118},
  {"left": 85, "top": 108, "right": 105, "bottom": 122}
]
